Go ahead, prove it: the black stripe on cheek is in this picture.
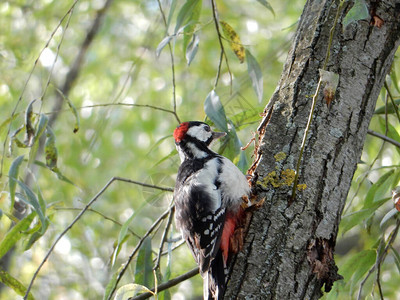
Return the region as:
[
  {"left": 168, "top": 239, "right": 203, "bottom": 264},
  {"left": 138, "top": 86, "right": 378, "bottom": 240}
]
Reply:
[{"left": 205, "top": 135, "right": 213, "bottom": 145}]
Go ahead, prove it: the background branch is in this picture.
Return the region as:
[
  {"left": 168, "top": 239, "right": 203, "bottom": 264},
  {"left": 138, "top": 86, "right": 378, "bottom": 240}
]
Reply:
[{"left": 129, "top": 268, "right": 199, "bottom": 300}]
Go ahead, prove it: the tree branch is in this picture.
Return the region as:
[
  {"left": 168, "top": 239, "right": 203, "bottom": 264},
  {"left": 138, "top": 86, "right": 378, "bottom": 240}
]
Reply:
[
  {"left": 153, "top": 205, "right": 175, "bottom": 271},
  {"left": 46, "top": 102, "right": 178, "bottom": 116},
  {"left": 129, "top": 268, "right": 199, "bottom": 300},
  {"left": 54, "top": 207, "right": 141, "bottom": 238},
  {"left": 367, "top": 129, "right": 400, "bottom": 149},
  {"left": 106, "top": 207, "right": 173, "bottom": 299},
  {"left": 23, "top": 176, "right": 171, "bottom": 299}
]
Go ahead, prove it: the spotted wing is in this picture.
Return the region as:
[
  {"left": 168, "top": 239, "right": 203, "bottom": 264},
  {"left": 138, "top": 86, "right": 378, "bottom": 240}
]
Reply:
[{"left": 175, "top": 184, "right": 226, "bottom": 275}]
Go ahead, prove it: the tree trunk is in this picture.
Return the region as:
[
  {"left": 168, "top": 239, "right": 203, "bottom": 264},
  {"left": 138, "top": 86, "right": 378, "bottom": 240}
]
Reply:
[{"left": 225, "top": 0, "right": 400, "bottom": 299}]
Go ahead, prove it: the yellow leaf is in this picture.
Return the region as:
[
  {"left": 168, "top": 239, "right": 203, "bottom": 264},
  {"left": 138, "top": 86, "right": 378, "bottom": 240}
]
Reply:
[{"left": 220, "top": 21, "right": 245, "bottom": 63}]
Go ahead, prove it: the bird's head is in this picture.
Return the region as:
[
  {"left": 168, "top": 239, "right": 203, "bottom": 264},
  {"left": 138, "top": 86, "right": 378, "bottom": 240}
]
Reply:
[{"left": 173, "top": 121, "right": 226, "bottom": 160}]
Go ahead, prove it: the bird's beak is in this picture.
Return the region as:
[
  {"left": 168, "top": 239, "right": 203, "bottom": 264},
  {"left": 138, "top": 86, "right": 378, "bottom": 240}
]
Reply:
[{"left": 212, "top": 131, "right": 227, "bottom": 140}]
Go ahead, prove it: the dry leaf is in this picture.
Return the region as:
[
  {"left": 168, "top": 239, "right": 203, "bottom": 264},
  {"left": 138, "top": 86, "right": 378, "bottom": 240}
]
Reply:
[{"left": 220, "top": 20, "right": 245, "bottom": 63}]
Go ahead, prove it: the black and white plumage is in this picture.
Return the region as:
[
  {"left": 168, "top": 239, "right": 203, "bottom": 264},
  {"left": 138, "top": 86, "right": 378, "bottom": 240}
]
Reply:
[{"left": 173, "top": 121, "right": 250, "bottom": 300}]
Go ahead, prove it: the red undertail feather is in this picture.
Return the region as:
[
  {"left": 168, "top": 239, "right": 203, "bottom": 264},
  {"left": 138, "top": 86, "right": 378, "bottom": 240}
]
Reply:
[
  {"left": 220, "top": 207, "right": 245, "bottom": 263},
  {"left": 206, "top": 207, "right": 245, "bottom": 300}
]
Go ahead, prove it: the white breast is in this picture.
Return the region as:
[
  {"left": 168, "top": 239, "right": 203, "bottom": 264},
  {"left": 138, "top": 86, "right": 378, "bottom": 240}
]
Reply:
[{"left": 219, "top": 157, "right": 250, "bottom": 205}]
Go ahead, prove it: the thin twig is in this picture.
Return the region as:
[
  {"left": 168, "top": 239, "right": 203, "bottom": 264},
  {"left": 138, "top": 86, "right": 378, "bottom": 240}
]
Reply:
[
  {"left": 211, "top": 0, "right": 232, "bottom": 90},
  {"left": 156, "top": 0, "right": 181, "bottom": 124},
  {"left": 46, "top": 102, "right": 178, "bottom": 116},
  {"left": 158, "top": 239, "right": 185, "bottom": 257},
  {"left": 153, "top": 205, "right": 175, "bottom": 270},
  {"left": 112, "top": 176, "right": 173, "bottom": 192},
  {"left": 54, "top": 207, "right": 141, "bottom": 238},
  {"left": 376, "top": 256, "right": 384, "bottom": 300},
  {"left": 24, "top": 177, "right": 116, "bottom": 299},
  {"left": 23, "top": 176, "right": 172, "bottom": 299},
  {"left": 129, "top": 268, "right": 200, "bottom": 300},
  {"left": 367, "top": 129, "right": 400, "bottom": 149},
  {"left": 106, "top": 207, "right": 173, "bottom": 300},
  {"left": 384, "top": 81, "right": 400, "bottom": 122},
  {"left": 39, "top": 4, "right": 74, "bottom": 113}
]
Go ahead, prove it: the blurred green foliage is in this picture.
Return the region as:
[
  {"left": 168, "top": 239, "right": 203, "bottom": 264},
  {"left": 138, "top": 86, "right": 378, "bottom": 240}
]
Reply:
[{"left": 0, "top": 0, "right": 399, "bottom": 299}]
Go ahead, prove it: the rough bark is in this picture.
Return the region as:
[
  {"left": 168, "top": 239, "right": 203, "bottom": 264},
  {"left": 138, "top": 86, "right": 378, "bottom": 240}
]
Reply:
[{"left": 225, "top": 0, "right": 400, "bottom": 299}]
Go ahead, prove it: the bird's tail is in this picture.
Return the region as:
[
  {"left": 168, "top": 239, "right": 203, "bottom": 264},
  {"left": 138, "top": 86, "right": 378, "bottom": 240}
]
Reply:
[{"left": 203, "top": 249, "right": 227, "bottom": 300}]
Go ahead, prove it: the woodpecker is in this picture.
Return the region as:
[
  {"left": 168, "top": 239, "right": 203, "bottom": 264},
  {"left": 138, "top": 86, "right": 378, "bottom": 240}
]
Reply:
[{"left": 173, "top": 121, "right": 250, "bottom": 300}]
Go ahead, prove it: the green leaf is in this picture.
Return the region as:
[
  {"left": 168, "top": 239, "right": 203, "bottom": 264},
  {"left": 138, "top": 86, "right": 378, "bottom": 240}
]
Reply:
[
  {"left": 8, "top": 155, "right": 25, "bottom": 208},
  {"left": 24, "top": 99, "right": 36, "bottom": 147},
  {"left": 148, "top": 135, "right": 171, "bottom": 155},
  {"left": 204, "top": 90, "right": 228, "bottom": 132},
  {"left": 237, "top": 149, "right": 249, "bottom": 174},
  {"left": 156, "top": 35, "right": 174, "bottom": 57},
  {"left": 166, "top": 0, "right": 178, "bottom": 31},
  {"left": 32, "top": 160, "right": 78, "bottom": 187},
  {"left": 219, "top": 121, "right": 241, "bottom": 161},
  {"left": 390, "top": 245, "right": 400, "bottom": 274},
  {"left": 374, "top": 98, "right": 400, "bottom": 115},
  {"left": 231, "top": 109, "right": 260, "bottom": 130},
  {"left": 111, "top": 213, "right": 136, "bottom": 266},
  {"left": 159, "top": 242, "right": 172, "bottom": 300},
  {"left": 28, "top": 114, "right": 48, "bottom": 165},
  {"left": 342, "top": 0, "right": 369, "bottom": 28},
  {"left": 55, "top": 88, "right": 80, "bottom": 133},
  {"left": 390, "top": 66, "right": 400, "bottom": 94},
  {"left": 103, "top": 264, "right": 124, "bottom": 300},
  {"left": 246, "top": 49, "right": 263, "bottom": 103},
  {"left": 23, "top": 223, "right": 49, "bottom": 250},
  {"left": 350, "top": 249, "right": 376, "bottom": 288},
  {"left": 0, "top": 268, "right": 35, "bottom": 300},
  {"left": 256, "top": 0, "right": 275, "bottom": 16},
  {"left": 115, "top": 283, "right": 154, "bottom": 300},
  {"left": 220, "top": 20, "right": 245, "bottom": 63},
  {"left": 186, "top": 33, "right": 199, "bottom": 65},
  {"left": 340, "top": 199, "right": 387, "bottom": 234},
  {"left": 16, "top": 180, "right": 48, "bottom": 234},
  {"left": 364, "top": 169, "right": 395, "bottom": 208},
  {"left": 0, "top": 212, "right": 36, "bottom": 260},
  {"left": 0, "top": 113, "right": 20, "bottom": 137},
  {"left": 45, "top": 126, "right": 58, "bottom": 171},
  {"left": 65, "top": 97, "right": 81, "bottom": 133},
  {"left": 380, "top": 208, "right": 398, "bottom": 228},
  {"left": 174, "top": 0, "right": 201, "bottom": 34},
  {"left": 379, "top": 116, "right": 400, "bottom": 156},
  {"left": 340, "top": 249, "right": 376, "bottom": 283},
  {"left": 9, "top": 125, "right": 28, "bottom": 150},
  {"left": 109, "top": 235, "right": 129, "bottom": 269},
  {"left": 135, "top": 237, "right": 153, "bottom": 287},
  {"left": 183, "top": 0, "right": 201, "bottom": 57},
  {"left": 153, "top": 149, "right": 177, "bottom": 167},
  {"left": 23, "top": 187, "right": 49, "bottom": 249}
]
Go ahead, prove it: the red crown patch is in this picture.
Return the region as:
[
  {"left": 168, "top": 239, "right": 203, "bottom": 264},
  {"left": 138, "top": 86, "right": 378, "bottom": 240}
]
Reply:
[{"left": 173, "top": 122, "right": 189, "bottom": 143}]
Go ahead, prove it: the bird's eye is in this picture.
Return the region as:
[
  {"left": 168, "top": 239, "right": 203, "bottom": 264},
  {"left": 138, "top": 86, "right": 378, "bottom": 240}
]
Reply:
[{"left": 204, "top": 125, "right": 211, "bottom": 132}]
